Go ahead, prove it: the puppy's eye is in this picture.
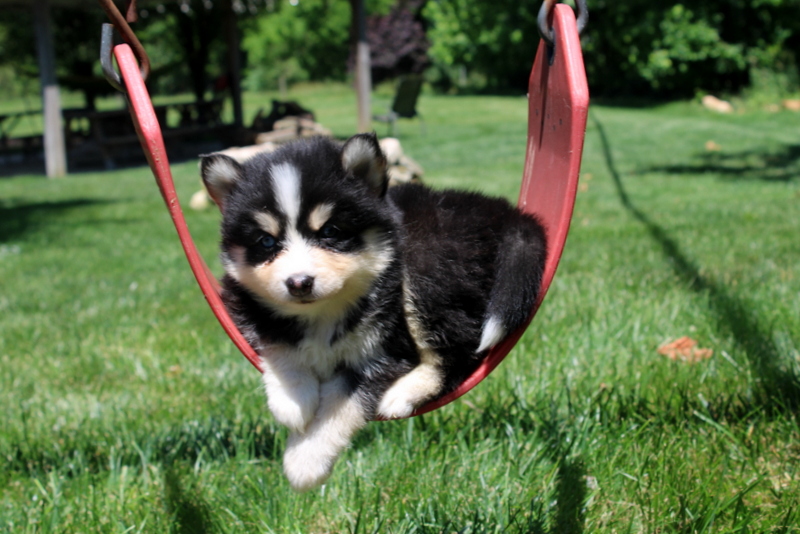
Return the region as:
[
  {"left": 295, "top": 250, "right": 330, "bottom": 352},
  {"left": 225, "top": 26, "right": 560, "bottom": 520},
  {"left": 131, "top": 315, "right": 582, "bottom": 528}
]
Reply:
[
  {"left": 319, "top": 223, "right": 340, "bottom": 239},
  {"left": 259, "top": 234, "right": 277, "bottom": 249}
]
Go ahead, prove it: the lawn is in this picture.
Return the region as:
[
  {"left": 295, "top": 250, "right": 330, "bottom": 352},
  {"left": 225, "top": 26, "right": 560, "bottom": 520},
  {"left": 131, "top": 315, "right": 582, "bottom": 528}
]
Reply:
[{"left": 1, "top": 82, "right": 799, "bottom": 533}]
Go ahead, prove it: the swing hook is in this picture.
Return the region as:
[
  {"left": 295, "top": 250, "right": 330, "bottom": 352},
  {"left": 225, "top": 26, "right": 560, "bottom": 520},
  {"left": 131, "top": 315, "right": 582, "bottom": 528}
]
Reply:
[
  {"left": 538, "top": 0, "right": 588, "bottom": 48},
  {"left": 98, "top": 0, "right": 150, "bottom": 92}
]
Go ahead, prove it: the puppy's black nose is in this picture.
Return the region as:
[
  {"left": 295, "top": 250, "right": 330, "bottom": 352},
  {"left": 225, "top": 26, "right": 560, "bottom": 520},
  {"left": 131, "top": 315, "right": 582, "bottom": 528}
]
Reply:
[{"left": 286, "top": 275, "right": 315, "bottom": 298}]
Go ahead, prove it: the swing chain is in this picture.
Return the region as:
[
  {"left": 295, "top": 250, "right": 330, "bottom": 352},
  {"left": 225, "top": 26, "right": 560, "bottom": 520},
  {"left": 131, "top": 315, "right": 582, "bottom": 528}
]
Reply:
[
  {"left": 538, "top": 0, "right": 588, "bottom": 47},
  {"left": 98, "top": 0, "right": 150, "bottom": 92}
]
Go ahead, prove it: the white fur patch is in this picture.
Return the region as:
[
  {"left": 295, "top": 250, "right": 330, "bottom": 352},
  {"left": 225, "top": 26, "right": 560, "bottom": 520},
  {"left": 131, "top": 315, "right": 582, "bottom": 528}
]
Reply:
[
  {"left": 205, "top": 157, "right": 240, "bottom": 187},
  {"left": 273, "top": 229, "right": 315, "bottom": 284},
  {"left": 270, "top": 162, "right": 302, "bottom": 225},
  {"left": 282, "top": 374, "right": 367, "bottom": 491},
  {"left": 341, "top": 137, "right": 376, "bottom": 171},
  {"left": 203, "top": 156, "right": 241, "bottom": 207},
  {"left": 477, "top": 315, "right": 506, "bottom": 353},
  {"left": 341, "top": 136, "right": 386, "bottom": 192}
]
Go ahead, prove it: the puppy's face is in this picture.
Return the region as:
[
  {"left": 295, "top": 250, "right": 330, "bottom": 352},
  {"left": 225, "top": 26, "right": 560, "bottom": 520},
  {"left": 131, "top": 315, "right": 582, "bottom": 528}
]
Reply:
[{"left": 202, "top": 134, "right": 394, "bottom": 321}]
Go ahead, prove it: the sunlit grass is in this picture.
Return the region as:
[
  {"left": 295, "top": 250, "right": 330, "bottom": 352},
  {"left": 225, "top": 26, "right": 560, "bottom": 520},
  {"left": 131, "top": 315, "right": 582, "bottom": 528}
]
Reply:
[{"left": 2, "top": 83, "right": 800, "bottom": 532}]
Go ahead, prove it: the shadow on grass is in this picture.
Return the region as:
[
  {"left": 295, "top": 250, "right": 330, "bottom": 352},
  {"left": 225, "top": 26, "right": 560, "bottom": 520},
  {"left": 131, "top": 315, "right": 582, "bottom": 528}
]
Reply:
[
  {"left": 535, "top": 408, "right": 588, "bottom": 534},
  {"left": 591, "top": 113, "right": 800, "bottom": 411},
  {"left": 0, "top": 198, "right": 113, "bottom": 242},
  {"left": 552, "top": 458, "right": 587, "bottom": 534},
  {"left": 644, "top": 144, "right": 800, "bottom": 182},
  {"left": 5, "top": 414, "right": 280, "bottom": 478},
  {"left": 163, "top": 465, "right": 215, "bottom": 534},
  {"left": 494, "top": 455, "right": 587, "bottom": 534}
]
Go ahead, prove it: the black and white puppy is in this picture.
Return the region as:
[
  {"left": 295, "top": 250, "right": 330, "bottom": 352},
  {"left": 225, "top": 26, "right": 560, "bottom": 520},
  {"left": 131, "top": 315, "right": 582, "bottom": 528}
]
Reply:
[{"left": 201, "top": 133, "right": 546, "bottom": 491}]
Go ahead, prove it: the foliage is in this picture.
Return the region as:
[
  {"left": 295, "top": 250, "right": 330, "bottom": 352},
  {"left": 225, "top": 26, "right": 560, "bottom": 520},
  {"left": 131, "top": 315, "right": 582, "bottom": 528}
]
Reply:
[
  {"left": 133, "top": 1, "right": 247, "bottom": 102},
  {"left": 242, "top": 0, "right": 352, "bottom": 91},
  {"left": 424, "top": 0, "right": 537, "bottom": 92},
  {"left": 241, "top": 0, "right": 402, "bottom": 91},
  {"left": 639, "top": 4, "right": 745, "bottom": 91},
  {"left": 0, "top": 8, "right": 37, "bottom": 84},
  {"left": 128, "top": 1, "right": 273, "bottom": 102},
  {"left": 0, "top": 7, "right": 115, "bottom": 105},
  {"left": 424, "top": 0, "right": 800, "bottom": 97},
  {"left": 583, "top": 0, "right": 800, "bottom": 97},
  {"left": 0, "top": 2, "right": 233, "bottom": 104},
  {"left": 3, "top": 0, "right": 799, "bottom": 100}
]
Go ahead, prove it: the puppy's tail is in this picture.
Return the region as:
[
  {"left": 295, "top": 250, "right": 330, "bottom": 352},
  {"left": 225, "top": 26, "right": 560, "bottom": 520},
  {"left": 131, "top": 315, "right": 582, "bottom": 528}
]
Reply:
[{"left": 476, "top": 214, "right": 547, "bottom": 353}]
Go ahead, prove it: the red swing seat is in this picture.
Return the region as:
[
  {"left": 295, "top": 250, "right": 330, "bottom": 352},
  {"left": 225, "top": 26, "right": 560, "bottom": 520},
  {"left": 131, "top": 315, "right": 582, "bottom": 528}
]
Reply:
[{"left": 107, "top": 2, "right": 588, "bottom": 418}]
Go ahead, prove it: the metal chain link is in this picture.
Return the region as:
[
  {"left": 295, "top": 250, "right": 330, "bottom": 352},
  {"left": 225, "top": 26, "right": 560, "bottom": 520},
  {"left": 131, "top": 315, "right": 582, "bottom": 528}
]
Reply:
[
  {"left": 538, "top": 0, "right": 588, "bottom": 47},
  {"left": 98, "top": 0, "right": 150, "bottom": 91}
]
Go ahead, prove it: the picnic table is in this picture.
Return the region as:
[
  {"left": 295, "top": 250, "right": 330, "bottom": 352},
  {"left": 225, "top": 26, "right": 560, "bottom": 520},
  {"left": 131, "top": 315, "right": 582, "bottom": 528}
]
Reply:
[
  {"left": 0, "top": 98, "right": 229, "bottom": 170},
  {"left": 0, "top": 110, "right": 44, "bottom": 158},
  {"left": 63, "top": 97, "right": 228, "bottom": 168}
]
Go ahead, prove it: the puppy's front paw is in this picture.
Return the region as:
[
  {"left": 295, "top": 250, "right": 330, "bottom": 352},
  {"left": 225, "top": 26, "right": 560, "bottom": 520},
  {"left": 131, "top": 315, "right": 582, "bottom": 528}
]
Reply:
[
  {"left": 283, "top": 432, "right": 336, "bottom": 492},
  {"left": 262, "top": 361, "right": 320, "bottom": 433},
  {"left": 281, "top": 375, "right": 368, "bottom": 491},
  {"left": 377, "top": 387, "right": 416, "bottom": 419},
  {"left": 269, "top": 394, "right": 317, "bottom": 433},
  {"left": 377, "top": 364, "right": 443, "bottom": 419}
]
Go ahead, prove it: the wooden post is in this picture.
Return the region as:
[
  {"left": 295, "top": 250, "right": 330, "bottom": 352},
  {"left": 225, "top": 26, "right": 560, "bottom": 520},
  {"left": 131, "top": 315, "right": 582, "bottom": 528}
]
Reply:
[
  {"left": 222, "top": 0, "right": 244, "bottom": 128},
  {"left": 354, "top": 0, "right": 371, "bottom": 133},
  {"left": 33, "top": 0, "right": 67, "bottom": 178}
]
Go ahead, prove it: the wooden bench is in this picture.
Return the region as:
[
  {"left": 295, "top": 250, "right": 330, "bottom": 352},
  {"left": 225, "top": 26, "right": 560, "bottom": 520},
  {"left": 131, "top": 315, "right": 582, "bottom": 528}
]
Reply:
[{"left": 0, "top": 110, "right": 44, "bottom": 163}]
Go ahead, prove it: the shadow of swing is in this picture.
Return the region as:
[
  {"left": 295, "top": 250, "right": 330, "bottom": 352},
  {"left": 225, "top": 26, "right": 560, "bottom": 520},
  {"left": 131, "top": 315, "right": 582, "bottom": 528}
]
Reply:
[
  {"left": 591, "top": 113, "right": 800, "bottom": 411},
  {"left": 525, "top": 455, "right": 588, "bottom": 534},
  {"left": 163, "top": 464, "right": 215, "bottom": 534},
  {"left": 643, "top": 144, "right": 800, "bottom": 183},
  {"left": 0, "top": 198, "right": 119, "bottom": 243}
]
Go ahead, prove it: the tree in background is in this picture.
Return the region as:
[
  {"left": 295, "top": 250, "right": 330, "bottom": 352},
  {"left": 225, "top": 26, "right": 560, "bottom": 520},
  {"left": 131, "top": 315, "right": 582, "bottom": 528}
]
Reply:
[
  {"left": 1, "top": 0, "right": 798, "bottom": 102},
  {"left": 357, "top": 0, "right": 430, "bottom": 85},
  {"left": 0, "top": 2, "right": 233, "bottom": 105},
  {"left": 424, "top": 0, "right": 537, "bottom": 92},
  {"left": 241, "top": 0, "right": 404, "bottom": 92},
  {"left": 0, "top": 7, "right": 116, "bottom": 107},
  {"left": 134, "top": 1, "right": 236, "bottom": 102},
  {"left": 159, "top": 2, "right": 224, "bottom": 102},
  {"left": 0, "top": 8, "right": 40, "bottom": 100},
  {"left": 242, "top": 0, "right": 352, "bottom": 91},
  {"left": 424, "top": 0, "right": 800, "bottom": 98},
  {"left": 582, "top": 0, "right": 800, "bottom": 97}
]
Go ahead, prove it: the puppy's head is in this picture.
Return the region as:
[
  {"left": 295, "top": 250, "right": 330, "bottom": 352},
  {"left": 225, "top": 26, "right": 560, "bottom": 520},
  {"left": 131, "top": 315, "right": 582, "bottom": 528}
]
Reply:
[{"left": 201, "top": 134, "right": 394, "bottom": 320}]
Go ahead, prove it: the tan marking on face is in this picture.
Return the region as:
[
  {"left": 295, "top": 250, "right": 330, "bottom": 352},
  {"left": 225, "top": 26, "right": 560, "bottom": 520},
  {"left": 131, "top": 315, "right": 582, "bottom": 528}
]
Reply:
[
  {"left": 254, "top": 212, "right": 281, "bottom": 237},
  {"left": 307, "top": 203, "right": 335, "bottom": 232},
  {"left": 313, "top": 228, "right": 394, "bottom": 314}
]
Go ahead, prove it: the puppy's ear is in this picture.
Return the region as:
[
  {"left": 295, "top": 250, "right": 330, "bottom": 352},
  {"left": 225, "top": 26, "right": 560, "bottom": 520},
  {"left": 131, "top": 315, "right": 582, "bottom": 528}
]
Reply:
[
  {"left": 200, "top": 154, "right": 244, "bottom": 211},
  {"left": 341, "top": 133, "right": 389, "bottom": 197}
]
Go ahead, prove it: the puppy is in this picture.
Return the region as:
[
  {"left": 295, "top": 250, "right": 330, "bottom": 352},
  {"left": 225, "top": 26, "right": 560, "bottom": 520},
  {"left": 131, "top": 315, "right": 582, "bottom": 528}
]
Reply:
[{"left": 201, "top": 133, "right": 546, "bottom": 491}]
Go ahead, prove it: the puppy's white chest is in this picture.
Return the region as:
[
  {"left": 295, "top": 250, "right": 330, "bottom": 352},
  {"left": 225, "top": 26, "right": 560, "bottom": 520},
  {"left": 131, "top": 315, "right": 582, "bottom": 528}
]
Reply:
[
  {"left": 283, "top": 321, "right": 384, "bottom": 380},
  {"left": 292, "top": 337, "right": 344, "bottom": 379}
]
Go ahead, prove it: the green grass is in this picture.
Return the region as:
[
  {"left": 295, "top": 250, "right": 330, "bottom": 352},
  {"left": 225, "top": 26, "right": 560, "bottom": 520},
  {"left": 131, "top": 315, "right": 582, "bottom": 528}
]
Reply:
[{"left": 2, "top": 83, "right": 800, "bottom": 533}]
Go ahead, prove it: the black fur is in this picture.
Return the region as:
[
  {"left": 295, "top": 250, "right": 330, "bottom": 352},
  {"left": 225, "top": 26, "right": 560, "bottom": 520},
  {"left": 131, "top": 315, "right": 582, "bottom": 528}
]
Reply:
[{"left": 388, "top": 183, "right": 546, "bottom": 393}]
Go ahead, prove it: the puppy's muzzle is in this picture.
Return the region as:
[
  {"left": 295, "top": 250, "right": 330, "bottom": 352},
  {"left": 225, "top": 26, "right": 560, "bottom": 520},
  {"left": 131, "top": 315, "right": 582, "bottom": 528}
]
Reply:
[{"left": 285, "top": 274, "right": 315, "bottom": 298}]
